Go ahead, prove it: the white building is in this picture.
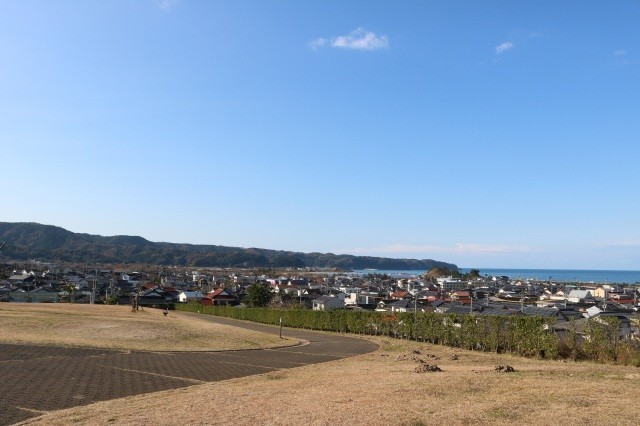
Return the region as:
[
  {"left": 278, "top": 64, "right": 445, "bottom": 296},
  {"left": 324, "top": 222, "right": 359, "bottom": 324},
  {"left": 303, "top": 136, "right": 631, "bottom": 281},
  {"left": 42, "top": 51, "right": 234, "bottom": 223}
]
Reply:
[
  {"left": 312, "top": 295, "right": 344, "bottom": 311},
  {"left": 436, "top": 277, "right": 468, "bottom": 292},
  {"left": 178, "top": 291, "right": 205, "bottom": 303}
]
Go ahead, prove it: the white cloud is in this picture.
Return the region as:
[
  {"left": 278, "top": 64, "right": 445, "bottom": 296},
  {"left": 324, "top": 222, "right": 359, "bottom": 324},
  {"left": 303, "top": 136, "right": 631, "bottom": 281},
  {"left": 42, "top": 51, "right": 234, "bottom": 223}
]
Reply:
[
  {"left": 308, "top": 38, "right": 327, "bottom": 50},
  {"left": 339, "top": 243, "right": 533, "bottom": 256},
  {"left": 155, "top": 0, "right": 177, "bottom": 11},
  {"left": 332, "top": 28, "right": 389, "bottom": 50},
  {"left": 495, "top": 41, "right": 514, "bottom": 54},
  {"left": 310, "top": 28, "right": 389, "bottom": 51},
  {"left": 614, "top": 49, "right": 627, "bottom": 56}
]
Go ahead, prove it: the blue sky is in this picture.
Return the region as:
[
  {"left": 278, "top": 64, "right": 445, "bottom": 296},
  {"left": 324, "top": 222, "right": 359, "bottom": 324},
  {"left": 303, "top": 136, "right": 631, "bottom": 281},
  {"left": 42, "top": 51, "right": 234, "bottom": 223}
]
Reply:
[{"left": 2, "top": 1, "right": 639, "bottom": 270}]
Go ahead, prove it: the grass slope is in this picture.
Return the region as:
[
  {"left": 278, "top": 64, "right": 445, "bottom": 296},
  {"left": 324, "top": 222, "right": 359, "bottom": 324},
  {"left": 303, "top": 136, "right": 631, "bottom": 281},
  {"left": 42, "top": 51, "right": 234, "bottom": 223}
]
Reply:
[{"left": 0, "top": 304, "right": 295, "bottom": 351}]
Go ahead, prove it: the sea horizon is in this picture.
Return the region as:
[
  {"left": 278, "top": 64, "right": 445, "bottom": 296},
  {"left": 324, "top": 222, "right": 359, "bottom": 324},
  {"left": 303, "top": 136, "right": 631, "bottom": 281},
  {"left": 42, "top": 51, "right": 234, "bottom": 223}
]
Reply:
[{"left": 352, "top": 268, "right": 640, "bottom": 284}]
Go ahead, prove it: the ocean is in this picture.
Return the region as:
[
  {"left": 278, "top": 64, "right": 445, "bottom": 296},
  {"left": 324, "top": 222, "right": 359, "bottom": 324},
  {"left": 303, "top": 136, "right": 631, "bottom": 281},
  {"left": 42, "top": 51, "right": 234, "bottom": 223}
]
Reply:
[{"left": 352, "top": 268, "right": 640, "bottom": 284}]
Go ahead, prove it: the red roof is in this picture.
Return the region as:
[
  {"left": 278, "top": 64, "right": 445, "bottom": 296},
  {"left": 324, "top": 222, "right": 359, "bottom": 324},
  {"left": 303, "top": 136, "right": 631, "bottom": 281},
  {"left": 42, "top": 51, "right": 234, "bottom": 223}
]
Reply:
[
  {"left": 390, "top": 290, "right": 409, "bottom": 299},
  {"left": 205, "top": 288, "right": 237, "bottom": 300}
]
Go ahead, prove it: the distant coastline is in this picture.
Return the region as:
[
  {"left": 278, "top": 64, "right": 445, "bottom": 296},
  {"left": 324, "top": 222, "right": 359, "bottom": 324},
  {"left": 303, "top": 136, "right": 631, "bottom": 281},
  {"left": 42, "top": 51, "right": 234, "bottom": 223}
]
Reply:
[{"left": 352, "top": 268, "right": 640, "bottom": 284}]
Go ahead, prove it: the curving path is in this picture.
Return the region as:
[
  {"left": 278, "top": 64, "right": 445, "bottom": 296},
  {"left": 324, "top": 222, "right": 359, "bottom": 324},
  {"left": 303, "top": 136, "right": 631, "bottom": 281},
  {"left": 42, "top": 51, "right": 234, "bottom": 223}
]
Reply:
[{"left": 0, "top": 314, "right": 379, "bottom": 425}]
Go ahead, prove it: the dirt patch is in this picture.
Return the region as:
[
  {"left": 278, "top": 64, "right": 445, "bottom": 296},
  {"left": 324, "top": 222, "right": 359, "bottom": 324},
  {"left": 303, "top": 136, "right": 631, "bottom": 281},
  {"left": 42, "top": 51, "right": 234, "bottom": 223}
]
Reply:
[
  {"left": 495, "top": 364, "right": 516, "bottom": 373},
  {"left": 415, "top": 363, "right": 442, "bottom": 373}
]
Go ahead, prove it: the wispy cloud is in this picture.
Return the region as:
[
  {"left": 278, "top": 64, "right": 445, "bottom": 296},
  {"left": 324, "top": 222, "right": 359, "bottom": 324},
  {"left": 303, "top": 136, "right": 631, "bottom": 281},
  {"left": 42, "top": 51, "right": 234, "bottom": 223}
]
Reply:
[
  {"left": 308, "top": 37, "right": 327, "bottom": 50},
  {"left": 614, "top": 49, "right": 627, "bottom": 56},
  {"left": 310, "top": 28, "right": 389, "bottom": 51},
  {"left": 599, "top": 239, "right": 640, "bottom": 248},
  {"left": 528, "top": 29, "right": 550, "bottom": 38},
  {"left": 495, "top": 41, "right": 514, "bottom": 54},
  {"left": 155, "top": 0, "right": 177, "bottom": 11},
  {"left": 338, "top": 243, "right": 533, "bottom": 256}
]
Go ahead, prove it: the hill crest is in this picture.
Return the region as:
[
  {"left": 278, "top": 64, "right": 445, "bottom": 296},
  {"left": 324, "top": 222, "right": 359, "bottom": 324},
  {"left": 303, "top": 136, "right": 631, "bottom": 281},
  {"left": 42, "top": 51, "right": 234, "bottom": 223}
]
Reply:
[{"left": 0, "top": 222, "right": 457, "bottom": 271}]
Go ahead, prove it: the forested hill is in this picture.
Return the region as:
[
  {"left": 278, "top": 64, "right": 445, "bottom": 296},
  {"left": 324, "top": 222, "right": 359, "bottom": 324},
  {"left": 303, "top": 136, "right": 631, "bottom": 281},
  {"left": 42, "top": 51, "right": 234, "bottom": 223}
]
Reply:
[{"left": 0, "top": 222, "right": 458, "bottom": 271}]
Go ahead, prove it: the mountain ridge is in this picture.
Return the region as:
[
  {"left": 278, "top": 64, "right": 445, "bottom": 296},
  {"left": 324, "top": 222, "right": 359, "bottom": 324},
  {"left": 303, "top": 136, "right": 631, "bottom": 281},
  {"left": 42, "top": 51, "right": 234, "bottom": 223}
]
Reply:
[{"left": 0, "top": 222, "right": 458, "bottom": 271}]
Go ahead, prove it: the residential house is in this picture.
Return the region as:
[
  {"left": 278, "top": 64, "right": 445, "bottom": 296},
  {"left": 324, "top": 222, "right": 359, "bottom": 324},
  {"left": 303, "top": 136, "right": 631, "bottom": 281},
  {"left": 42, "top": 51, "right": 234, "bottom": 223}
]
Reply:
[
  {"left": 178, "top": 291, "right": 205, "bottom": 303},
  {"left": 389, "top": 299, "right": 429, "bottom": 313},
  {"left": 567, "top": 290, "right": 596, "bottom": 304},
  {"left": 202, "top": 288, "right": 238, "bottom": 306},
  {"left": 7, "top": 274, "right": 34, "bottom": 285},
  {"left": 593, "top": 286, "right": 609, "bottom": 300},
  {"left": 450, "top": 291, "right": 472, "bottom": 304},
  {"left": 521, "top": 306, "right": 569, "bottom": 322},
  {"left": 138, "top": 288, "right": 175, "bottom": 308},
  {"left": 312, "top": 295, "right": 344, "bottom": 311},
  {"left": 389, "top": 290, "right": 410, "bottom": 300}
]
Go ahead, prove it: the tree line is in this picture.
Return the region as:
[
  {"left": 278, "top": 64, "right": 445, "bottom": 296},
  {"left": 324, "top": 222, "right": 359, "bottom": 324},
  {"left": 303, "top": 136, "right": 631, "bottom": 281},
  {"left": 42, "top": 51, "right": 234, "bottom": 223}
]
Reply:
[{"left": 177, "top": 304, "right": 640, "bottom": 365}]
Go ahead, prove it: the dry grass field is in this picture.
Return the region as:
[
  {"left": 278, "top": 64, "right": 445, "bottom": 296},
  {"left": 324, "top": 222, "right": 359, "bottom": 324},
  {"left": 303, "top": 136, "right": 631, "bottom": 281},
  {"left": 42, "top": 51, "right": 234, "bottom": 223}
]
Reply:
[
  {"left": 0, "top": 304, "right": 295, "bottom": 351},
  {"left": 20, "top": 329, "right": 640, "bottom": 425}
]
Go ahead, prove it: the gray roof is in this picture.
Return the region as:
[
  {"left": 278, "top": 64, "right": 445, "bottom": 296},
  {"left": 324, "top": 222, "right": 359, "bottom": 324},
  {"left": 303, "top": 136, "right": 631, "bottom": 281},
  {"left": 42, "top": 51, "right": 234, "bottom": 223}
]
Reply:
[
  {"left": 444, "top": 305, "right": 473, "bottom": 315},
  {"left": 567, "top": 290, "right": 593, "bottom": 299},
  {"left": 8, "top": 274, "right": 31, "bottom": 281},
  {"left": 389, "top": 299, "right": 413, "bottom": 308},
  {"left": 182, "top": 291, "right": 204, "bottom": 298},
  {"left": 522, "top": 306, "right": 566, "bottom": 319}
]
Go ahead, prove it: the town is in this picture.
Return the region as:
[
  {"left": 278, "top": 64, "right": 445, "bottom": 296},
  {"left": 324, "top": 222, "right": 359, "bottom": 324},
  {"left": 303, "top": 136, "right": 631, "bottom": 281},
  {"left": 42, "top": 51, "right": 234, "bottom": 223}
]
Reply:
[{"left": 2, "top": 260, "right": 639, "bottom": 341}]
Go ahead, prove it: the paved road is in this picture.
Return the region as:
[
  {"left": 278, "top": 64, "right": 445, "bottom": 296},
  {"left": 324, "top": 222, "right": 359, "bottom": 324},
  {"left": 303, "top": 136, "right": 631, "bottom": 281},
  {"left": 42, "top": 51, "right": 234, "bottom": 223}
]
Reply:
[{"left": 0, "top": 314, "right": 378, "bottom": 425}]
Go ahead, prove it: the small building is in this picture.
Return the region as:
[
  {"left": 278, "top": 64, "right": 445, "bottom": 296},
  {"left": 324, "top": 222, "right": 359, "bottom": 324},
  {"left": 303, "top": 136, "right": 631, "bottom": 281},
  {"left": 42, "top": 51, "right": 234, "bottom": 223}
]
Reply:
[
  {"left": 312, "top": 295, "right": 344, "bottom": 311},
  {"left": 450, "top": 291, "right": 472, "bottom": 304},
  {"left": 389, "top": 290, "right": 410, "bottom": 300},
  {"left": 389, "top": 299, "right": 428, "bottom": 313},
  {"left": 566, "top": 290, "right": 596, "bottom": 304},
  {"left": 137, "top": 288, "right": 175, "bottom": 309},
  {"left": 521, "top": 306, "right": 569, "bottom": 322},
  {"left": 178, "top": 291, "right": 205, "bottom": 303},
  {"left": 202, "top": 288, "right": 238, "bottom": 306},
  {"left": 436, "top": 277, "right": 468, "bottom": 292},
  {"left": 7, "top": 274, "right": 34, "bottom": 285}
]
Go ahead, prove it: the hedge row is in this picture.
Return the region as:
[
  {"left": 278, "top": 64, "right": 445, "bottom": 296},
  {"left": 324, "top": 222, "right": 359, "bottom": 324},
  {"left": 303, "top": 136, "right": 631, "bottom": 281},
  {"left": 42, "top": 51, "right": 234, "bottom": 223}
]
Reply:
[
  {"left": 177, "top": 304, "right": 559, "bottom": 358},
  {"left": 176, "top": 304, "right": 640, "bottom": 364}
]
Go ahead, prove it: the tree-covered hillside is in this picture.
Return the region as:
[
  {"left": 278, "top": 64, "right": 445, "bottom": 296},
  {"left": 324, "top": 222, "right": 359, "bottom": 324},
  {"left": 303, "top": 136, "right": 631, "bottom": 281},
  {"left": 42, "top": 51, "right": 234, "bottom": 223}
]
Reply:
[{"left": 0, "top": 222, "right": 458, "bottom": 271}]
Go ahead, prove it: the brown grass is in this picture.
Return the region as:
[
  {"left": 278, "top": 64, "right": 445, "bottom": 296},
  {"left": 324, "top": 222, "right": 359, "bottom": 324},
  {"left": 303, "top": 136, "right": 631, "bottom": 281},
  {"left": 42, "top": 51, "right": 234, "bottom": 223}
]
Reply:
[
  {"left": 0, "top": 304, "right": 296, "bottom": 351},
  {"left": 20, "top": 333, "right": 640, "bottom": 425}
]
